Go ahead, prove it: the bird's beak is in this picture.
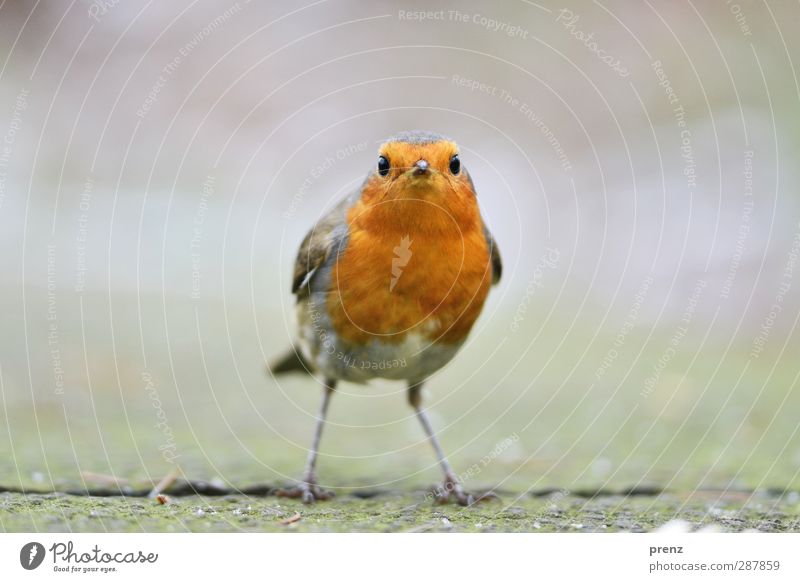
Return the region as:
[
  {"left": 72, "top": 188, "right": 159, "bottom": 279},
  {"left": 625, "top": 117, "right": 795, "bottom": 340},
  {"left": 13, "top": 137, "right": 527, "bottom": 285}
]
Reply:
[{"left": 412, "top": 159, "right": 430, "bottom": 176}]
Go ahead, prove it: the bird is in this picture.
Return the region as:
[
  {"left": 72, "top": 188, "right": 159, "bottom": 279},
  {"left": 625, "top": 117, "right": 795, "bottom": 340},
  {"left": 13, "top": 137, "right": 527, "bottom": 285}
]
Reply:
[{"left": 270, "top": 130, "right": 502, "bottom": 505}]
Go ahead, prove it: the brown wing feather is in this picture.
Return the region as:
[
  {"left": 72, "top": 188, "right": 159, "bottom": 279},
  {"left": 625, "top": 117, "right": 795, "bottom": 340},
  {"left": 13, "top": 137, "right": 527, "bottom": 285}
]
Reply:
[
  {"left": 482, "top": 224, "right": 502, "bottom": 285},
  {"left": 292, "top": 192, "right": 357, "bottom": 296}
]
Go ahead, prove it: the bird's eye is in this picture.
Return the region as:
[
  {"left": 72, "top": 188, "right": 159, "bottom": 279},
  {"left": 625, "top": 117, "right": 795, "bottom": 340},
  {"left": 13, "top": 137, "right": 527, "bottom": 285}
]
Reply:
[
  {"left": 377, "top": 156, "right": 390, "bottom": 177},
  {"left": 449, "top": 154, "right": 461, "bottom": 175}
]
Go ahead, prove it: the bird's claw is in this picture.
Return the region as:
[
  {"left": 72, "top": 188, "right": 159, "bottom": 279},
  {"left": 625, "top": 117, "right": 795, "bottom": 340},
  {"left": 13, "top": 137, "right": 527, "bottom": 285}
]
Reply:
[
  {"left": 276, "top": 479, "right": 334, "bottom": 504},
  {"left": 432, "top": 476, "right": 499, "bottom": 506}
]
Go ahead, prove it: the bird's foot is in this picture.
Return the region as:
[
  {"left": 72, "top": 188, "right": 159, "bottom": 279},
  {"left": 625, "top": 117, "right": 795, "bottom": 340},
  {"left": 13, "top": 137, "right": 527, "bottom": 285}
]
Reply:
[
  {"left": 432, "top": 474, "right": 499, "bottom": 507},
  {"left": 276, "top": 477, "right": 334, "bottom": 505}
]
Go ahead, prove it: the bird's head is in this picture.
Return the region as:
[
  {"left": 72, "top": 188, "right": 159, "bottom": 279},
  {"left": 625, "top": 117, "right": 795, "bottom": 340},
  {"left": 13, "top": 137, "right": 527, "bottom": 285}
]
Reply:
[{"left": 356, "top": 131, "right": 480, "bottom": 231}]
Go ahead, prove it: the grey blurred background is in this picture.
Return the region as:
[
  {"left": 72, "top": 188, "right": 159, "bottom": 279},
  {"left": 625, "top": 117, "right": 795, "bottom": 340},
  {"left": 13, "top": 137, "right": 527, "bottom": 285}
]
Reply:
[{"left": 0, "top": 0, "right": 799, "bottom": 494}]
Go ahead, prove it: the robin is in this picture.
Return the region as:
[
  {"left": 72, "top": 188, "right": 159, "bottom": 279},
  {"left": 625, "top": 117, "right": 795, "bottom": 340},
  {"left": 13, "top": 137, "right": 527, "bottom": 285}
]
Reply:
[{"left": 270, "top": 130, "right": 502, "bottom": 505}]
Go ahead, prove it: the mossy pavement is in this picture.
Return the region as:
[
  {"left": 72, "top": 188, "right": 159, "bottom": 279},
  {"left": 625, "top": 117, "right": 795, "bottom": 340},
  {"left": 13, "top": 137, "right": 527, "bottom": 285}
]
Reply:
[{"left": 2, "top": 489, "right": 799, "bottom": 533}]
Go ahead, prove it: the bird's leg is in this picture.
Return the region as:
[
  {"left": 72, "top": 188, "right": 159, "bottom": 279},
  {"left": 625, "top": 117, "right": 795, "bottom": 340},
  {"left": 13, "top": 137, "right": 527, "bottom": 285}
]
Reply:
[
  {"left": 408, "top": 383, "right": 497, "bottom": 506},
  {"left": 277, "top": 380, "right": 336, "bottom": 504}
]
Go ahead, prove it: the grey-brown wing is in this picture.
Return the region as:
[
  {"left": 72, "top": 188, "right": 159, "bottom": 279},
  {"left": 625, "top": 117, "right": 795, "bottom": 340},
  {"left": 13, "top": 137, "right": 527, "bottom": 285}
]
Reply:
[
  {"left": 467, "top": 169, "right": 501, "bottom": 285},
  {"left": 291, "top": 192, "right": 356, "bottom": 297},
  {"left": 483, "top": 224, "right": 502, "bottom": 285}
]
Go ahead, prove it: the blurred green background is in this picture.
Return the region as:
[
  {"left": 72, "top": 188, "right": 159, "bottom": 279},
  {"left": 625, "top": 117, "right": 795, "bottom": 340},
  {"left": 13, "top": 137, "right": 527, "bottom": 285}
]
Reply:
[{"left": 0, "top": 1, "right": 799, "bottom": 530}]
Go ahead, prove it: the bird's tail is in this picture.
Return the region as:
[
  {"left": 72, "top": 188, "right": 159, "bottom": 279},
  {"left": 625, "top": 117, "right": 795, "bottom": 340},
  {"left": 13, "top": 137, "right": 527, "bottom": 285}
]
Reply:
[{"left": 268, "top": 348, "right": 312, "bottom": 376}]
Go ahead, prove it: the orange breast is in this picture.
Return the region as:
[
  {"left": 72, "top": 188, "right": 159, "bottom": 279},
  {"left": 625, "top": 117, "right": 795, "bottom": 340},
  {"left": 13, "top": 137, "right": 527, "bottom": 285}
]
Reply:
[{"left": 327, "top": 198, "right": 492, "bottom": 346}]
